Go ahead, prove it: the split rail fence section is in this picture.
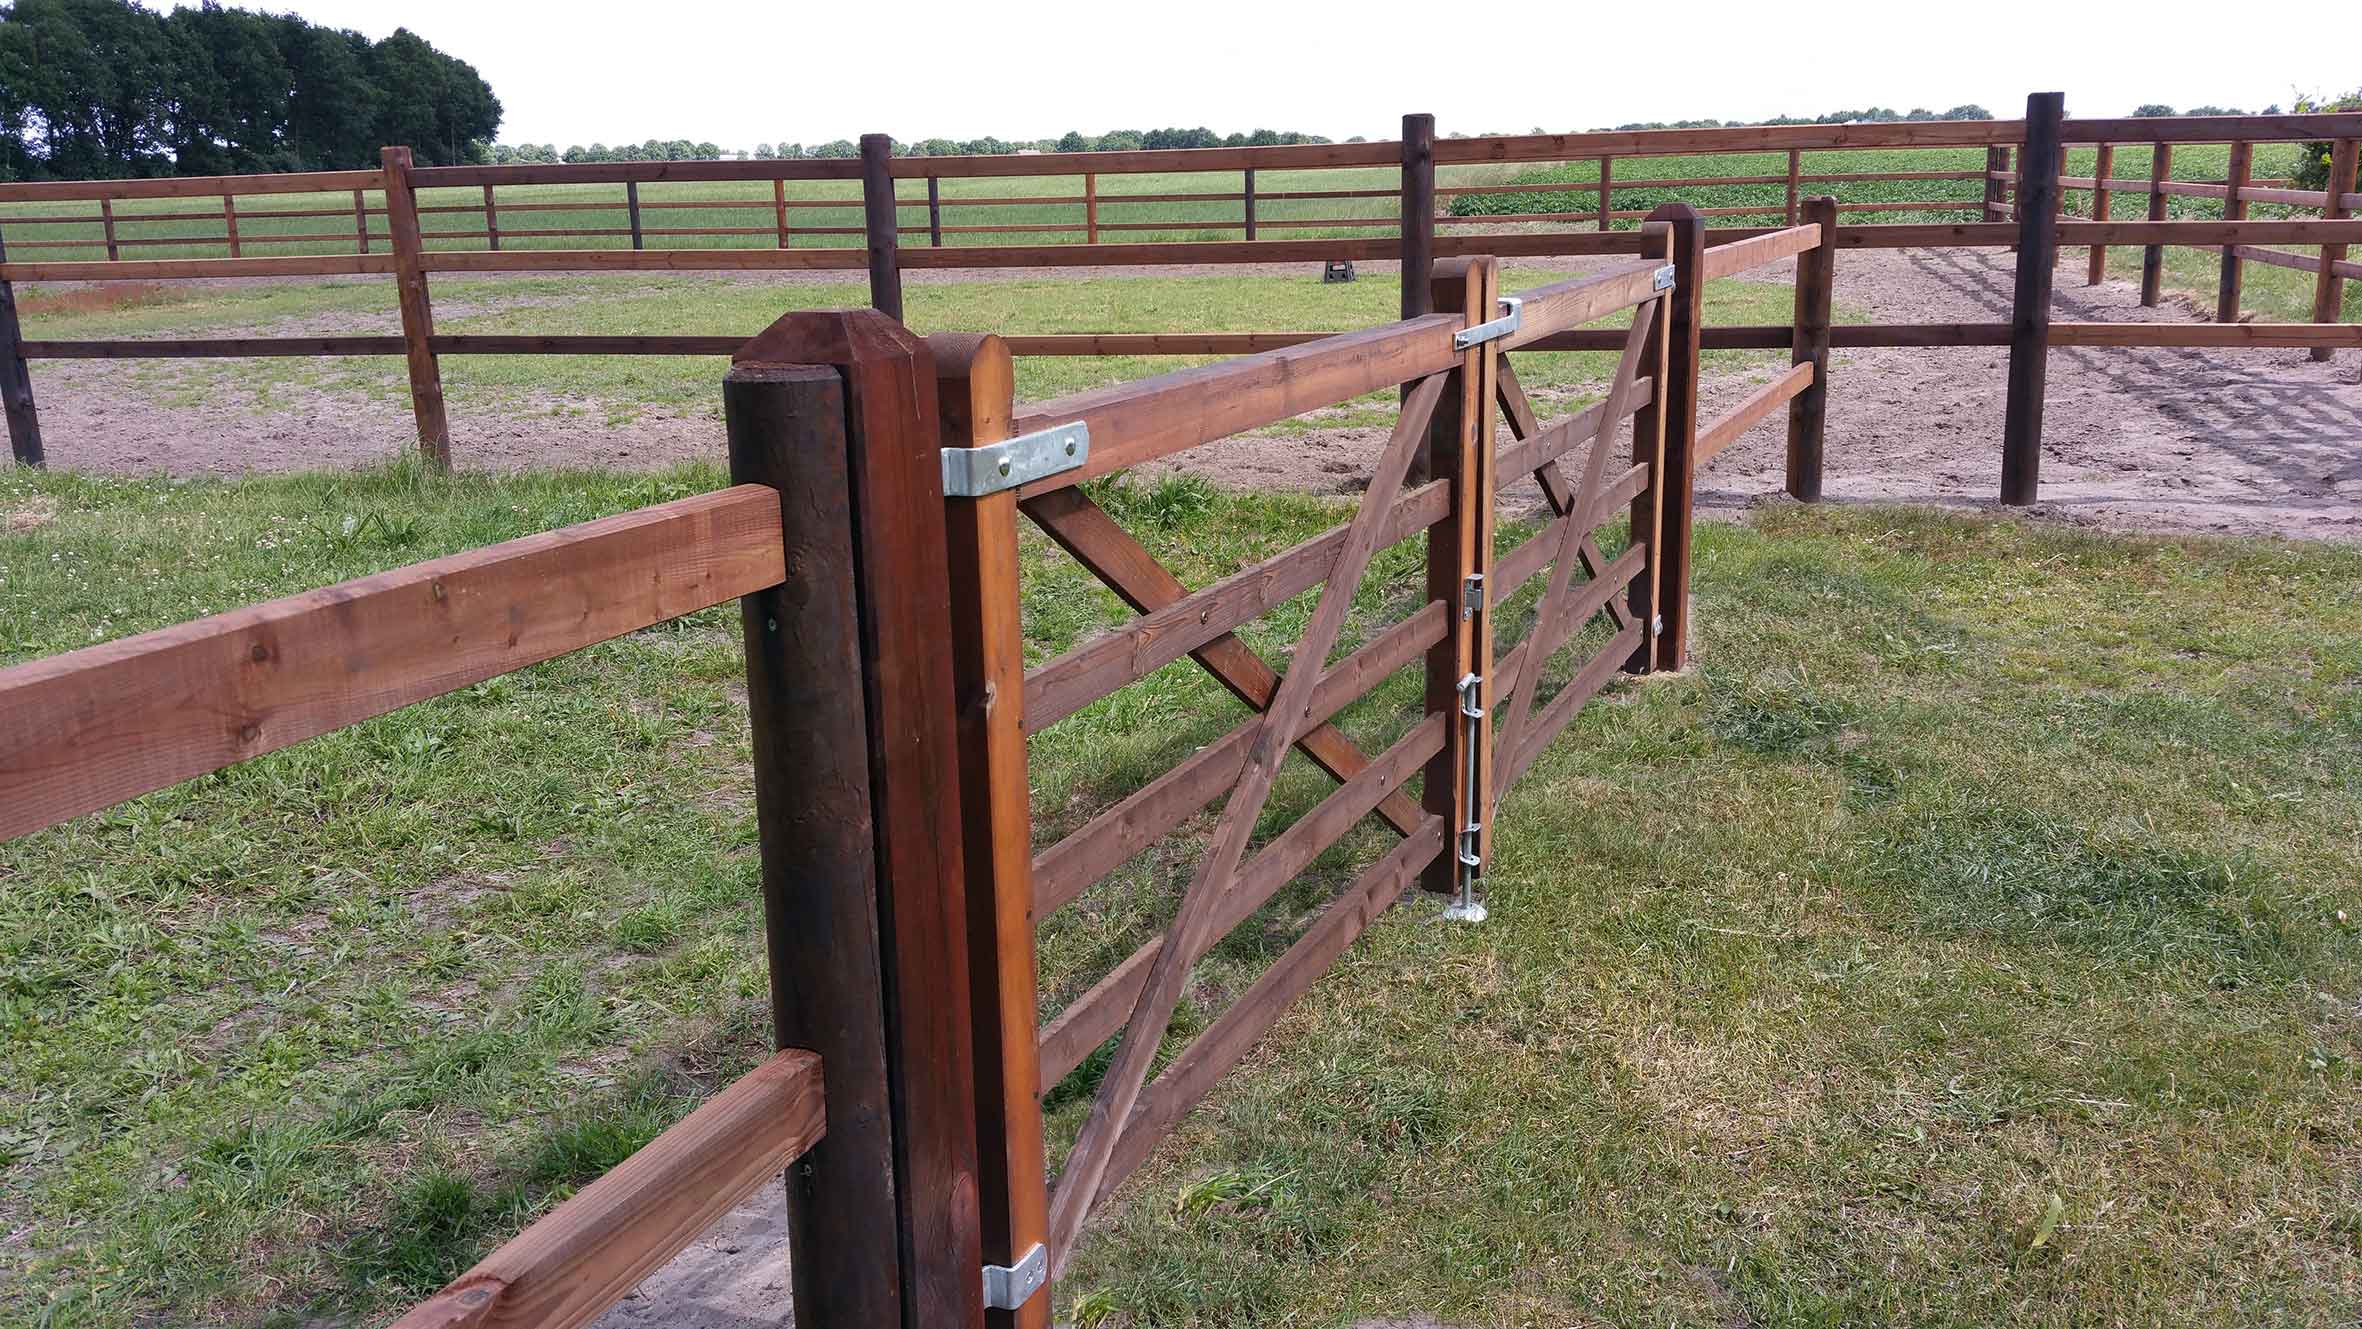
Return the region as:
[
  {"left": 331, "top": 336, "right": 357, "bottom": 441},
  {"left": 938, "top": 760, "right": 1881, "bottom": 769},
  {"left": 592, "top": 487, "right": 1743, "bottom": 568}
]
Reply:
[
  {"left": 3, "top": 99, "right": 2357, "bottom": 501},
  {"left": 0, "top": 213, "right": 1821, "bottom": 1327}
]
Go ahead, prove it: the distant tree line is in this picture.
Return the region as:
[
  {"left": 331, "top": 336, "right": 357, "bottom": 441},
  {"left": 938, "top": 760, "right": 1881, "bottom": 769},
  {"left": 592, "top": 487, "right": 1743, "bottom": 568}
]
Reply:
[
  {"left": 477, "top": 128, "right": 1335, "bottom": 167},
  {"left": 0, "top": 0, "right": 500, "bottom": 181},
  {"left": 1593, "top": 105, "right": 1998, "bottom": 132},
  {"left": 2131, "top": 104, "right": 2277, "bottom": 117}
]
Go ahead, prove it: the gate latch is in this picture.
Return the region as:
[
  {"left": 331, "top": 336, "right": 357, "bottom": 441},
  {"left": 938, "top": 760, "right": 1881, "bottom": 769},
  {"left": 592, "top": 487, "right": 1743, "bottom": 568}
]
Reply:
[
  {"left": 943, "top": 422, "right": 1089, "bottom": 498},
  {"left": 1652, "top": 264, "right": 1677, "bottom": 291},
  {"left": 1453, "top": 295, "right": 1523, "bottom": 350},
  {"left": 983, "top": 1242, "right": 1048, "bottom": 1311}
]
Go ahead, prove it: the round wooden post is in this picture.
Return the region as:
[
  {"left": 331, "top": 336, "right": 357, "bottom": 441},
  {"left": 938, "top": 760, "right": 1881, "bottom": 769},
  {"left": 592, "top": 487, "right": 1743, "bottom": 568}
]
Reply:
[
  {"left": 2000, "top": 92, "right": 2064, "bottom": 507},
  {"left": 1785, "top": 196, "right": 1837, "bottom": 502},
  {"left": 2309, "top": 138, "right": 2357, "bottom": 363},
  {"left": 861, "top": 134, "right": 904, "bottom": 320},
  {"left": 727, "top": 309, "right": 984, "bottom": 1329},
  {"left": 0, "top": 227, "right": 43, "bottom": 468},
  {"left": 2086, "top": 142, "right": 2114, "bottom": 285},
  {"left": 1399, "top": 114, "right": 1435, "bottom": 319},
  {"left": 379, "top": 146, "right": 452, "bottom": 471},
  {"left": 2140, "top": 142, "right": 2173, "bottom": 307}
]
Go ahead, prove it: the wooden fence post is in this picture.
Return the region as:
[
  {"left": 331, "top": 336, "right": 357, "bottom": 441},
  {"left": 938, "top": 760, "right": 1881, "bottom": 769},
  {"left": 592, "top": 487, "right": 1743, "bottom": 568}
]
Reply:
[
  {"left": 353, "top": 188, "right": 369, "bottom": 254},
  {"left": 2217, "top": 140, "right": 2252, "bottom": 322},
  {"left": 1400, "top": 114, "right": 1435, "bottom": 319},
  {"left": 0, "top": 228, "right": 43, "bottom": 468},
  {"left": 862, "top": 134, "right": 904, "bottom": 320},
  {"left": 1598, "top": 155, "right": 1614, "bottom": 232},
  {"left": 1243, "top": 168, "right": 1257, "bottom": 241},
  {"left": 1419, "top": 255, "right": 1497, "bottom": 894},
  {"left": 1983, "top": 145, "right": 2008, "bottom": 221},
  {"left": 2000, "top": 92, "right": 2064, "bottom": 507},
  {"left": 2310, "top": 138, "right": 2357, "bottom": 362},
  {"left": 726, "top": 309, "right": 985, "bottom": 1329},
  {"left": 379, "top": 146, "right": 452, "bottom": 470},
  {"left": 222, "top": 194, "right": 241, "bottom": 258},
  {"left": 2086, "top": 142, "right": 2113, "bottom": 285},
  {"left": 932, "top": 333, "right": 1053, "bottom": 1329},
  {"left": 626, "top": 181, "right": 644, "bottom": 250},
  {"left": 1083, "top": 173, "right": 1098, "bottom": 244},
  {"left": 928, "top": 177, "right": 944, "bottom": 247},
  {"left": 774, "top": 179, "right": 791, "bottom": 248},
  {"left": 483, "top": 184, "right": 502, "bottom": 252},
  {"left": 1646, "top": 202, "right": 1704, "bottom": 672},
  {"left": 1626, "top": 218, "right": 1675, "bottom": 674},
  {"left": 1786, "top": 196, "right": 1836, "bottom": 501},
  {"left": 2140, "top": 142, "right": 2173, "bottom": 307},
  {"left": 1784, "top": 149, "right": 1802, "bottom": 225},
  {"left": 99, "top": 197, "right": 118, "bottom": 262}
]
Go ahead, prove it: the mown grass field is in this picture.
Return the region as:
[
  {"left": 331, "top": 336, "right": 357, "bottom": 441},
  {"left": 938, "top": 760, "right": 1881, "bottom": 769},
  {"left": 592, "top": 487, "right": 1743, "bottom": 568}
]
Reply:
[{"left": 2, "top": 457, "right": 2358, "bottom": 1328}]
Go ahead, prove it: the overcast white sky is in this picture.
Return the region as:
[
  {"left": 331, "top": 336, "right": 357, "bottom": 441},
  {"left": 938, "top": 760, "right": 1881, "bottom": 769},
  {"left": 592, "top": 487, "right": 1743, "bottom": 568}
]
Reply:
[{"left": 150, "top": 0, "right": 2357, "bottom": 148}]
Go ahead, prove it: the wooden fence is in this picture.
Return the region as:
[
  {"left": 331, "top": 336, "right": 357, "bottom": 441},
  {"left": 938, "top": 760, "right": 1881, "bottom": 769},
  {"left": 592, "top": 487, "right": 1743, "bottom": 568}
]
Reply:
[
  {"left": 4, "top": 96, "right": 2356, "bottom": 495},
  {"left": 1, "top": 202, "right": 1833, "bottom": 1325}
]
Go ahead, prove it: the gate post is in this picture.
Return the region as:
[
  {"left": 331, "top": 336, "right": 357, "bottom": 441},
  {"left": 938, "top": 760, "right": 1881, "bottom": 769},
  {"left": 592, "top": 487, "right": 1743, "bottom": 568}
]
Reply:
[
  {"left": 1640, "top": 202, "right": 1704, "bottom": 673},
  {"left": 0, "top": 228, "right": 42, "bottom": 468},
  {"left": 1419, "top": 256, "right": 1498, "bottom": 897},
  {"left": 725, "top": 309, "right": 985, "bottom": 1329},
  {"left": 1785, "top": 196, "right": 1837, "bottom": 502}
]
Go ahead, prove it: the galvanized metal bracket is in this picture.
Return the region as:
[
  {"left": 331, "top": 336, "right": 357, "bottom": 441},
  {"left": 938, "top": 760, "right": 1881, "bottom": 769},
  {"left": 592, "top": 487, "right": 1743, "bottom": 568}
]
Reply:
[
  {"left": 1652, "top": 264, "right": 1677, "bottom": 292},
  {"left": 982, "top": 1242, "right": 1048, "bottom": 1311},
  {"left": 1461, "top": 573, "right": 1486, "bottom": 621},
  {"left": 1453, "top": 295, "right": 1524, "bottom": 350},
  {"left": 942, "top": 422, "right": 1089, "bottom": 498},
  {"left": 1441, "top": 671, "right": 1489, "bottom": 924}
]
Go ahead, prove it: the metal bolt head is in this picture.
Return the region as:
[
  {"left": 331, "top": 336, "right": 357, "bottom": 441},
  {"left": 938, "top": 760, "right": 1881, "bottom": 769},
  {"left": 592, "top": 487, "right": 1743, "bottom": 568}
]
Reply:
[
  {"left": 997, "top": 458, "right": 1012, "bottom": 477},
  {"left": 1065, "top": 440, "right": 1077, "bottom": 456}
]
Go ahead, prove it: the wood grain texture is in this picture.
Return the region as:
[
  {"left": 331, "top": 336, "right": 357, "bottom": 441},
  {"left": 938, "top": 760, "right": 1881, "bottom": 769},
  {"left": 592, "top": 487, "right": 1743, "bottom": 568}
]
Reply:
[
  {"left": 2002, "top": 93, "right": 2065, "bottom": 506},
  {"left": 0, "top": 486, "right": 784, "bottom": 843},
  {"left": 2215, "top": 141, "right": 2252, "bottom": 320},
  {"left": 385, "top": 1051, "right": 823, "bottom": 1329},
  {"left": 380, "top": 147, "right": 450, "bottom": 468}
]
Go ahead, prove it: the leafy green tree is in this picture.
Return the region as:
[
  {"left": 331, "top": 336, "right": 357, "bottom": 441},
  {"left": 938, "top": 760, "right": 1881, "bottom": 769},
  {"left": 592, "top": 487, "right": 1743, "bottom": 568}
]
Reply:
[{"left": 2131, "top": 104, "right": 2178, "bottom": 118}]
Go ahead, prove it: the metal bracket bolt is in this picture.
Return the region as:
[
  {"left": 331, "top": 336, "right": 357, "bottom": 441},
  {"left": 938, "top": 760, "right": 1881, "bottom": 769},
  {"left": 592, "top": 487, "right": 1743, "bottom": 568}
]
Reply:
[
  {"left": 942, "top": 422, "right": 1089, "bottom": 498},
  {"left": 982, "top": 1243, "right": 1048, "bottom": 1311}
]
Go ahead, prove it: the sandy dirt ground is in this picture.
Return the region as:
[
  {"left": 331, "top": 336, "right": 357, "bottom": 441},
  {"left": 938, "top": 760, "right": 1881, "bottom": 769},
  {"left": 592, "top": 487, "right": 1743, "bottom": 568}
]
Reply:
[{"left": 19, "top": 249, "right": 2362, "bottom": 541}]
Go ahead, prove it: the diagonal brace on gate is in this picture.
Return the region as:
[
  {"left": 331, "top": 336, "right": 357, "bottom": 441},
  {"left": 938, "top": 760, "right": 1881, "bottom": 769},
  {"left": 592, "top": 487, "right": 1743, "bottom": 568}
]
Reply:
[
  {"left": 1496, "top": 355, "right": 1640, "bottom": 638},
  {"left": 1044, "top": 371, "right": 1450, "bottom": 1265},
  {"left": 1019, "top": 488, "right": 1424, "bottom": 838}
]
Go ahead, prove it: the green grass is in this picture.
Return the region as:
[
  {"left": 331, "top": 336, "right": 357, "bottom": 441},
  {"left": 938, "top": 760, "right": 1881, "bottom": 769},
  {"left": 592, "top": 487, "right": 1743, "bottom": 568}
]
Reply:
[{"left": 4, "top": 461, "right": 2359, "bottom": 1327}]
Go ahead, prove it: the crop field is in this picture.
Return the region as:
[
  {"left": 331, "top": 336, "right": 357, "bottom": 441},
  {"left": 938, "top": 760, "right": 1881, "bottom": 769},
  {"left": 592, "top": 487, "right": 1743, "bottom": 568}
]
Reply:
[{"left": 3, "top": 460, "right": 2358, "bottom": 1327}]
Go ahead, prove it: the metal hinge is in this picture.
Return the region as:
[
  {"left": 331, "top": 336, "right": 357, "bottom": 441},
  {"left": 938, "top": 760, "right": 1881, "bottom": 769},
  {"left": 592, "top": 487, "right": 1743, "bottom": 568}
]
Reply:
[
  {"left": 1652, "top": 264, "right": 1677, "bottom": 291},
  {"left": 982, "top": 1243, "right": 1048, "bottom": 1311},
  {"left": 1461, "top": 573, "right": 1486, "bottom": 620},
  {"left": 942, "top": 422, "right": 1089, "bottom": 498},
  {"left": 1453, "top": 295, "right": 1523, "bottom": 350}
]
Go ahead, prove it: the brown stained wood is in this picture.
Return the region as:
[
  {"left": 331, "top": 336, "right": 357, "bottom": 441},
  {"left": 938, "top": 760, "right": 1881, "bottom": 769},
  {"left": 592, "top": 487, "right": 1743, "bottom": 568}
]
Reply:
[
  {"left": 1419, "top": 257, "right": 1495, "bottom": 888},
  {"left": 1089, "top": 817, "right": 1447, "bottom": 1206},
  {"left": 1785, "top": 149, "right": 1802, "bottom": 224},
  {"left": 1500, "top": 258, "right": 1666, "bottom": 350},
  {"left": 1493, "top": 356, "right": 1638, "bottom": 639},
  {"left": 2048, "top": 321, "right": 2362, "bottom": 347},
  {"left": 1598, "top": 155, "right": 1614, "bottom": 232},
  {"left": 1499, "top": 620, "right": 1645, "bottom": 793},
  {"left": 419, "top": 248, "right": 867, "bottom": 275},
  {"left": 98, "top": 198, "right": 117, "bottom": 260},
  {"left": 1083, "top": 173, "right": 1098, "bottom": 244},
  {"left": 0, "top": 227, "right": 40, "bottom": 466},
  {"left": 0, "top": 167, "right": 380, "bottom": 203},
  {"left": 861, "top": 135, "right": 904, "bottom": 320},
  {"left": 380, "top": 147, "right": 451, "bottom": 468},
  {"left": 1700, "top": 361, "right": 1815, "bottom": 464},
  {"left": 1045, "top": 373, "right": 1447, "bottom": 1269},
  {"left": 1786, "top": 196, "right": 1836, "bottom": 500},
  {"left": 932, "top": 334, "right": 1051, "bottom": 1329},
  {"left": 1022, "top": 479, "right": 1448, "bottom": 732},
  {"left": 2215, "top": 143, "right": 2252, "bottom": 320},
  {"left": 1401, "top": 114, "right": 1435, "bottom": 319},
  {"left": 927, "top": 177, "right": 944, "bottom": 247},
  {"left": 2086, "top": 143, "right": 2114, "bottom": 285},
  {"left": 1491, "top": 542, "right": 1648, "bottom": 710},
  {"left": 1493, "top": 374, "right": 1656, "bottom": 481},
  {"left": 2058, "top": 111, "right": 2362, "bottom": 144},
  {"left": 2140, "top": 143, "right": 2174, "bottom": 307},
  {"left": 1439, "top": 118, "right": 2025, "bottom": 163},
  {"left": 1486, "top": 301, "right": 1654, "bottom": 804},
  {"left": 1020, "top": 488, "right": 1421, "bottom": 837},
  {"left": 1036, "top": 714, "right": 1445, "bottom": 1086},
  {"left": 23, "top": 336, "right": 410, "bottom": 358},
  {"left": 1982, "top": 147, "right": 2009, "bottom": 221},
  {"left": 482, "top": 185, "right": 501, "bottom": 252},
  {"left": 1243, "top": 168, "right": 1257, "bottom": 241},
  {"left": 1646, "top": 205, "right": 1702, "bottom": 672},
  {"left": 773, "top": 180, "right": 790, "bottom": 247},
  {"left": 1491, "top": 465, "right": 1650, "bottom": 603},
  {"left": 0, "top": 486, "right": 784, "bottom": 843},
  {"left": 1007, "top": 315, "right": 1460, "bottom": 496},
  {"left": 730, "top": 311, "right": 984, "bottom": 1329},
  {"left": 2224, "top": 245, "right": 2362, "bottom": 281},
  {"left": 221, "top": 194, "right": 240, "bottom": 257},
  {"left": 1700, "top": 224, "right": 1821, "bottom": 280},
  {"left": 2311, "top": 139, "right": 2357, "bottom": 362},
  {"left": 1028, "top": 602, "right": 1446, "bottom": 918},
  {"left": 386, "top": 1051, "right": 824, "bottom": 1329},
  {"left": 2002, "top": 94, "right": 2065, "bottom": 506},
  {"left": 355, "top": 188, "right": 369, "bottom": 254}
]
